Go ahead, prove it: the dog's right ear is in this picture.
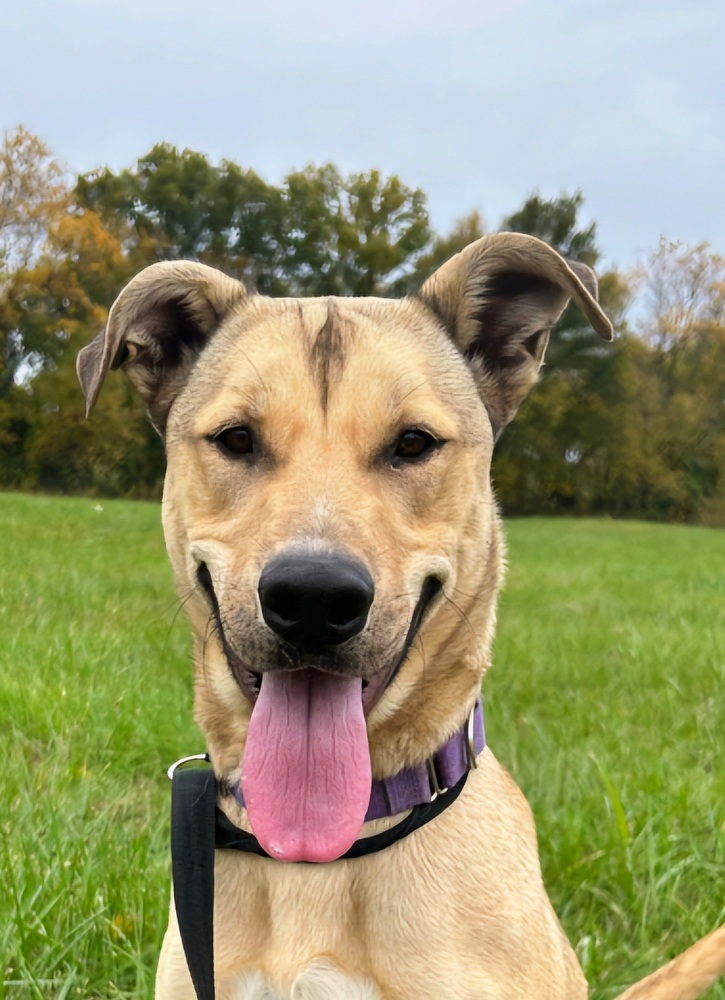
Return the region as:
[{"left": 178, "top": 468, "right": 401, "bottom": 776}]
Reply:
[{"left": 77, "top": 260, "right": 246, "bottom": 429}]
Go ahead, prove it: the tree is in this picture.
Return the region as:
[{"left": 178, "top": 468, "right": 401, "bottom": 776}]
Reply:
[
  {"left": 0, "top": 127, "right": 70, "bottom": 397},
  {"left": 633, "top": 240, "right": 725, "bottom": 522},
  {"left": 0, "top": 207, "right": 165, "bottom": 496},
  {"left": 1, "top": 207, "right": 130, "bottom": 395},
  {"left": 392, "top": 211, "right": 485, "bottom": 295},
  {"left": 0, "top": 126, "right": 67, "bottom": 275},
  {"left": 501, "top": 190, "right": 597, "bottom": 264},
  {"left": 77, "top": 142, "right": 278, "bottom": 283},
  {"left": 640, "top": 238, "right": 725, "bottom": 377},
  {"left": 276, "top": 165, "right": 431, "bottom": 296},
  {"left": 77, "top": 146, "right": 432, "bottom": 296}
]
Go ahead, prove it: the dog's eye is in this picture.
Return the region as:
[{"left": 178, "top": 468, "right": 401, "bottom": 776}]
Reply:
[
  {"left": 393, "top": 429, "right": 439, "bottom": 463},
  {"left": 214, "top": 426, "right": 255, "bottom": 458}
]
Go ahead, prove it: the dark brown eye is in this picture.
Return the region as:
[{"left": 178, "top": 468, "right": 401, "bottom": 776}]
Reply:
[
  {"left": 393, "top": 429, "right": 439, "bottom": 463},
  {"left": 215, "top": 426, "right": 254, "bottom": 458}
]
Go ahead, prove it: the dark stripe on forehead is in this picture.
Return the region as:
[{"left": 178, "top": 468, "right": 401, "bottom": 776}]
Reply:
[{"left": 310, "top": 300, "right": 346, "bottom": 412}]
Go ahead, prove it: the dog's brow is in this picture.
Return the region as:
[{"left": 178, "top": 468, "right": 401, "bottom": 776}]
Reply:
[{"left": 309, "top": 300, "right": 347, "bottom": 413}]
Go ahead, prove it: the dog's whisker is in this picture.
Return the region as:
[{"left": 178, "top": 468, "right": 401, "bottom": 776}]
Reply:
[
  {"left": 451, "top": 586, "right": 479, "bottom": 601},
  {"left": 163, "top": 588, "right": 198, "bottom": 641},
  {"left": 158, "top": 587, "right": 196, "bottom": 620},
  {"left": 442, "top": 593, "right": 475, "bottom": 635}
]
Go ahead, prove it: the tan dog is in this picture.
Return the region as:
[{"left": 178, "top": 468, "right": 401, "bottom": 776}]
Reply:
[{"left": 78, "top": 235, "right": 725, "bottom": 999}]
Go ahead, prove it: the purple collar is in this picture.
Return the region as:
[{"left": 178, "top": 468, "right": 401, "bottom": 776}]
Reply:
[
  {"left": 365, "top": 699, "right": 485, "bottom": 820},
  {"left": 229, "top": 699, "right": 485, "bottom": 822}
]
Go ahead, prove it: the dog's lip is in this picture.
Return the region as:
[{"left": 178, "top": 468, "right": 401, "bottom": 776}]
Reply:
[
  {"left": 379, "top": 575, "right": 442, "bottom": 696},
  {"left": 227, "top": 576, "right": 443, "bottom": 714},
  {"left": 233, "top": 663, "right": 382, "bottom": 713}
]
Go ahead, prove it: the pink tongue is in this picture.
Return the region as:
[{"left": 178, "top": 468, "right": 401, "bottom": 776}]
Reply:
[{"left": 241, "top": 670, "right": 372, "bottom": 863}]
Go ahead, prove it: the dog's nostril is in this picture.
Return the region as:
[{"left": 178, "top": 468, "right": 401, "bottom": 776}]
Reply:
[
  {"left": 327, "top": 591, "right": 367, "bottom": 627},
  {"left": 264, "top": 583, "right": 302, "bottom": 626}
]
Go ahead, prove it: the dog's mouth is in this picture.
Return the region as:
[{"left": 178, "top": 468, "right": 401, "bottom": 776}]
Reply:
[
  {"left": 233, "top": 667, "right": 371, "bottom": 707},
  {"left": 208, "top": 573, "right": 442, "bottom": 714},
  {"left": 197, "top": 565, "right": 441, "bottom": 863}
]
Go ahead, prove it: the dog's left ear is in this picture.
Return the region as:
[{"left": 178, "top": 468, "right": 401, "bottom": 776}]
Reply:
[
  {"left": 77, "top": 260, "right": 246, "bottom": 429},
  {"left": 418, "top": 233, "right": 613, "bottom": 436}
]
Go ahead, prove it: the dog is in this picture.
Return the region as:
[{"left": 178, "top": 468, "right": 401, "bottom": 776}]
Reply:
[{"left": 78, "top": 233, "right": 725, "bottom": 999}]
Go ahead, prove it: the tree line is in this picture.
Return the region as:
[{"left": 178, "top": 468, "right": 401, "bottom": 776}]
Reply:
[{"left": 1, "top": 126, "right": 724, "bottom": 525}]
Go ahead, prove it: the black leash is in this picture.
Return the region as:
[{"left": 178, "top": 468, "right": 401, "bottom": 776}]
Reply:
[
  {"left": 169, "top": 764, "right": 469, "bottom": 1000},
  {"left": 170, "top": 767, "right": 217, "bottom": 1000}
]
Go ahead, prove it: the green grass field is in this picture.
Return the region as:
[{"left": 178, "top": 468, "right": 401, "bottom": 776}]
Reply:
[{"left": 1, "top": 493, "right": 723, "bottom": 999}]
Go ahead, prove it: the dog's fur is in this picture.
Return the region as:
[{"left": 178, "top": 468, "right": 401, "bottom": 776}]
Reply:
[{"left": 78, "top": 234, "right": 725, "bottom": 999}]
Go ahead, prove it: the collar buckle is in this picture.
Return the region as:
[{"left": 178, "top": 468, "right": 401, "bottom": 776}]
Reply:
[
  {"left": 426, "top": 757, "right": 449, "bottom": 801},
  {"left": 466, "top": 704, "right": 479, "bottom": 770}
]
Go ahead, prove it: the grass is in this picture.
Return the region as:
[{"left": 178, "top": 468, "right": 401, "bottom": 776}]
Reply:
[
  {"left": 487, "top": 519, "right": 725, "bottom": 998},
  {"left": 0, "top": 493, "right": 723, "bottom": 999}
]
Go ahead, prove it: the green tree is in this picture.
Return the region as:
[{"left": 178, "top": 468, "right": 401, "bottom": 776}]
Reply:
[
  {"left": 501, "top": 190, "right": 597, "bottom": 263},
  {"left": 76, "top": 143, "right": 278, "bottom": 284},
  {"left": 77, "top": 146, "right": 432, "bottom": 296},
  {"left": 392, "top": 211, "right": 485, "bottom": 295},
  {"left": 276, "top": 165, "right": 431, "bottom": 296}
]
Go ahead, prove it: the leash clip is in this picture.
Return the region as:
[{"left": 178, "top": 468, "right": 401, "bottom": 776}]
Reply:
[{"left": 166, "top": 753, "right": 210, "bottom": 781}]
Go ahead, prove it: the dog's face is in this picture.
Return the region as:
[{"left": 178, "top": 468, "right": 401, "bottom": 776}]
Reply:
[
  {"left": 163, "top": 296, "right": 490, "bottom": 694},
  {"left": 79, "top": 235, "right": 611, "bottom": 861}
]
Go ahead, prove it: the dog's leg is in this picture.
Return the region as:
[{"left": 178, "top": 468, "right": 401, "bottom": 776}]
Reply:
[
  {"left": 155, "top": 906, "right": 197, "bottom": 1000},
  {"left": 155, "top": 905, "right": 281, "bottom": 1000}
]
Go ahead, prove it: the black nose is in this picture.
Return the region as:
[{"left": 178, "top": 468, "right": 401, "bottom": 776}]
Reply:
[{"left": 258, "top": 552, "right": 374, "bottom": 652}]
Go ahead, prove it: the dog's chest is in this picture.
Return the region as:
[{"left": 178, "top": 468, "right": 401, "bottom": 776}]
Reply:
[{"left": 233, "top": 962, "right": 380, "bottom": 999}]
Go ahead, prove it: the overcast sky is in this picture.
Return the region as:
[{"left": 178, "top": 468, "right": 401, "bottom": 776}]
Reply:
[{"left": 3, "top": 0, "right": 723, "bottom": 270}]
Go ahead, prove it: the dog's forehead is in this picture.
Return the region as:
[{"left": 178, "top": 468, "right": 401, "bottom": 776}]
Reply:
[{"left": 176, "top": 294, "right": 482, "bottom": 430}]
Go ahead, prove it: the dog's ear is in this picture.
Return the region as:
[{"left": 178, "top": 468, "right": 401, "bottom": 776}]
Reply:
[
  {"left": 418, "top": 233, "right": 613, "bottom": 436},
  {"left": 77, "top": 260, "right": 246, "bottom": 429}
]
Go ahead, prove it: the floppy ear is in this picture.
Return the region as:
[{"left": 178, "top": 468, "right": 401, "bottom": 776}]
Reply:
[
  {"left": 418, "top": 233, "right": 613, "bottom": 436},
  {"left": 76, "top": 260, "right": 246, "bottom": 429}
]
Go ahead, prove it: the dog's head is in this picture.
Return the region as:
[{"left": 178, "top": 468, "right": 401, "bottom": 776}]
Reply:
[{"left": 79, "top": 235, "right": 611, "bottom": 861}]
